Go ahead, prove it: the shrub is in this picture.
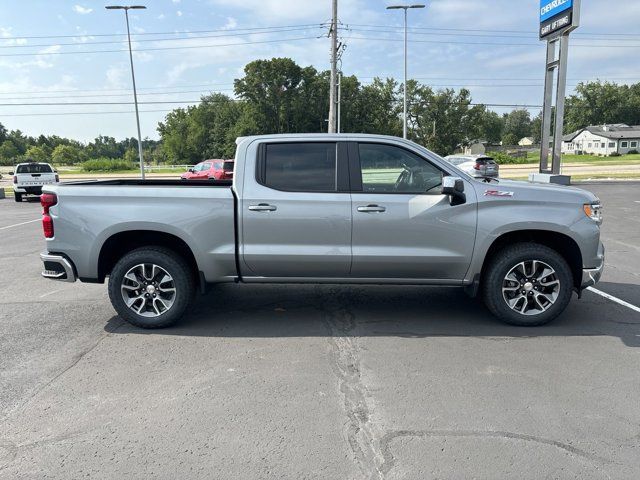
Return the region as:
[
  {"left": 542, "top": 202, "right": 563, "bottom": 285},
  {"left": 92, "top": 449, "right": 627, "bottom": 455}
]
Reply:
[
  {"left": 486, "top": 151, "right": 531, "bottom": 165},
  {"left": 81, "top": 158, "right": 136, "bottom": 172},
  {"left": 627, "top": 149, "right": 638, "bottom": 155},
  {"left": 609, "top": 152, "right": 621, "bottom": 157}
]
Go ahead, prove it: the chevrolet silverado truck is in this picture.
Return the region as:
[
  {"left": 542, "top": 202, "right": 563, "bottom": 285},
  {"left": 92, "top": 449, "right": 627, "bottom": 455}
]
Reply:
[
  {"left": 39, "top": 134, "right": 604, "bottom": 328},
  {"left": 11, "top": 162, "right": 59, "bottom": 202}
]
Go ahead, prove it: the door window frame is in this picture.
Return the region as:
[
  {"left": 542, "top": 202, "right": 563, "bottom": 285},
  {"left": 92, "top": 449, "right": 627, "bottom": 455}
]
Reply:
[
  {"left": 348, "top": 141, "right": 449, "bottom": 195},
  {"left": 255, "top": 141, "right": 350, "bottom": 193}
]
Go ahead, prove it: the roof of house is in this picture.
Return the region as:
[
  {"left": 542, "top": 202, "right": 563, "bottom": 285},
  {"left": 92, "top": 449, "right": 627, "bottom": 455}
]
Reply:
[{"left": 564, "top": 124, "right": 640, "bottom": 141}]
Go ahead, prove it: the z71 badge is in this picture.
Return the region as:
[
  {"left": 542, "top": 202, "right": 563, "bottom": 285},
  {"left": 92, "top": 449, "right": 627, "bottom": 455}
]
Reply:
[{"left": 484, "top": 190, "right": 514, "bottom": 197}]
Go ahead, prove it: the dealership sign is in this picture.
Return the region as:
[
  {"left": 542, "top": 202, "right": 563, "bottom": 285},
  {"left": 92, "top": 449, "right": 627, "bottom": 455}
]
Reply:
[{"left": 539, "top": 0, "right": 580, "bottom": 39}]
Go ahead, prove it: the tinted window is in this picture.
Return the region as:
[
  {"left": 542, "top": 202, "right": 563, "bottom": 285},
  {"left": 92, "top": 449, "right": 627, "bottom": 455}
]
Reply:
[
  {"left": 17, "top": 164, "right": 53, "bottom": 174},
  {"left": 263, "top": 143, "right": 336, "bottom": 192},
  {"left": 358, "top": 143, "right": 442, "bottom": 194},
  {"left": 223, "top": 161, "right": 234, "bottom": 172},
  {"left": 202, "top": 162, "right": 212, "bottom": 170}
]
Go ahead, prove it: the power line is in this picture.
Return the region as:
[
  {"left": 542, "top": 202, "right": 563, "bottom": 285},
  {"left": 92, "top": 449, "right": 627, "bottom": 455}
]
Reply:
[
  {"left": 0, "top": 26, "right": 325, "bottom": 49},
  {"left": 0, "top": 35, "right": 322, "bottom": 57},
  {"left": 0, "top": 23, "right": 327, "bottom": 40},
  {"left": 344, "top": 26, "right": 640, "bottom": 42},
  {"left": 345, "top": 23, "right": 640, "bottom": 38},
  {"left": 0, "top": 109, "right": 175, "bottom": 117},
  {"left": 0, "top": 81, "right": 236, "bottom": 95},
  {"left": 347, "top": 35, "right": 640, "bottom": 48}
]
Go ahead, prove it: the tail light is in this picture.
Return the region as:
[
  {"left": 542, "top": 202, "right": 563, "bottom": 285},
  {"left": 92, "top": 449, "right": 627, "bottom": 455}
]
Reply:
[
  {"left": 41, "top": 193, "right": 57, "bottom": 238},
  {"left": 13, "top": 175, "right": 17, "bottom": 184},
  {"left": 473, "top": 162, "right": 481, "bottom": 170},
  {"left": 55, "top": 174, "right": 59, "bottom": 182}
]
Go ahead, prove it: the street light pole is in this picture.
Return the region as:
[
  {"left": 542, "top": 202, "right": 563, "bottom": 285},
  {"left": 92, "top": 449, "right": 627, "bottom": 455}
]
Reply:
[
  {"left": 106, "top": 5, "right": 147, "bottom": 180},
  {"left": 386, "top": 4, "right": 425, "bottom": 139}
]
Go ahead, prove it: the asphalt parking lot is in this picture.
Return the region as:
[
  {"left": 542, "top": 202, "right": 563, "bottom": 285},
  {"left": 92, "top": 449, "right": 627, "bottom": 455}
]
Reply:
[{"left": 1, "top": 183, "right": 639, "bottom": 479}]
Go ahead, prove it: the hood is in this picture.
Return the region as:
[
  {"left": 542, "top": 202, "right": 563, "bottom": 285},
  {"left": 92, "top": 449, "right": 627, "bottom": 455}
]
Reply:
[{"left": 470, "top": 178, "right": 599, "bottom": 205}]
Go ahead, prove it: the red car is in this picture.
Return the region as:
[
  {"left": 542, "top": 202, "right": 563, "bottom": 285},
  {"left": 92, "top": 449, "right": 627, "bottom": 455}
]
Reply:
[{"left": 181, "top": 159, "right": 234, "bottom": 181}]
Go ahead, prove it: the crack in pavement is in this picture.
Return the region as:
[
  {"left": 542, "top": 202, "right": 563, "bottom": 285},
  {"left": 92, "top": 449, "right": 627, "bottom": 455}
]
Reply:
[
  {"left": 318, "top": 286, "right": 387, "bottom": 480},
  {"left": 378, "top": 429, "right": 612, "bottom": 478}
]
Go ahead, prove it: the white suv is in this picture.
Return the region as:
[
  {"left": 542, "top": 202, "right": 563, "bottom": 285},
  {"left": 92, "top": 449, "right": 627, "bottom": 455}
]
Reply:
[{"left": 11, "top": 162, "right": 58, "bottom": 202}]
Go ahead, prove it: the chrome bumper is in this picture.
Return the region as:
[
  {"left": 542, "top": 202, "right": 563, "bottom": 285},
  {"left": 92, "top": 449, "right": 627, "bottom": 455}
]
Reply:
[
  {"left": 40, "top": 252, "right": 77, "bottom": 282},
  {"left": 580, "top": 244, "right": 604, "bottom": 289}
]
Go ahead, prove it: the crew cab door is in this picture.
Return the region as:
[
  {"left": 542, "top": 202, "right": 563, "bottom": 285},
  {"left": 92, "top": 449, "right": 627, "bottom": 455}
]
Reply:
[
  {"left": 349, "top": 142, "right": 477, "bottom": 280},
  {"left": 241, "top": 141, "right": 352, "bottom": 278}
]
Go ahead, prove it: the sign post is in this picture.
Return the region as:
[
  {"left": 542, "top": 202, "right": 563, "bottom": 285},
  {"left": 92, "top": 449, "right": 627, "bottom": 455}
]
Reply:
[{"left": 533, "top": 0, "right": 580, "bottom": 185}]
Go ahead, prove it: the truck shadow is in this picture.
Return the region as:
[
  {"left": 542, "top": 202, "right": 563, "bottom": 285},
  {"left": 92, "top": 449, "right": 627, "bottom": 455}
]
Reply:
[{"left": 105, "top": 281, "right": 640, "bottom": 347}]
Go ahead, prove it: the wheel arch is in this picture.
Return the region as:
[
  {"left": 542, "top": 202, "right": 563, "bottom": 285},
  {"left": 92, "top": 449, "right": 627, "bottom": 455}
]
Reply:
[
  {"left": 97, "top": 230, "right": 199, "bottom": 283},
  {"left": 480, "top": 230, "right": 583, "bottom": 290}
]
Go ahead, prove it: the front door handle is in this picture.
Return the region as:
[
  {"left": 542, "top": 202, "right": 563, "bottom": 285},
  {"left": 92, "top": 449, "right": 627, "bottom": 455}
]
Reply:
[
  {"left": 357, "top": 204, "right": 386, "bottom": 213},
  {"left": 248, "top": 203, "right": 277, "bottom": 212}
]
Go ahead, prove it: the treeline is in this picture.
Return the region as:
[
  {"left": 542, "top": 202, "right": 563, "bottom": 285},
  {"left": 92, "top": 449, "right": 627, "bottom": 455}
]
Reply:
[
  {"left": 1, "top": 57, "right": 638, "bottom": 167},
  {"left": 157, "top": 57, "right": 542, "bottom": 162},
  {"left": 0, "top": 127, "right": 161, "bottom": 167}
]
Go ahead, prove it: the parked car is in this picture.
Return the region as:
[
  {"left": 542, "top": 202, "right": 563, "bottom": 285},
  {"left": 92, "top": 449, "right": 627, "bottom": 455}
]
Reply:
[
  {"left": 11, "top": 162, "right": 58, "bottom": 202},
  {"left": 181, "top": 159, "right": 234, "bottom": 181},
  {"left": 444, "top": 154, "right": 499, "bottom": 178},
  {"left": 39, "top": 134, "right": 603, "bottom": 329}
]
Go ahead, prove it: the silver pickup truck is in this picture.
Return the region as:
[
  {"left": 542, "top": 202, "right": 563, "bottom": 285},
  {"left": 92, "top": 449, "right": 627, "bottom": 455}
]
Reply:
[{"left": 40, "top": 134, "right": 604, "bottom": 328}]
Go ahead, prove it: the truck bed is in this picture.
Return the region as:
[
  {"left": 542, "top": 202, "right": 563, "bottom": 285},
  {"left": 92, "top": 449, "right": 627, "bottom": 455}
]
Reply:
[
  {"left": 43, "top": 179, "right": 237, "bottom": 283},
  {"left": 59, "top": 179, "right": 233, "bottom": 187}
]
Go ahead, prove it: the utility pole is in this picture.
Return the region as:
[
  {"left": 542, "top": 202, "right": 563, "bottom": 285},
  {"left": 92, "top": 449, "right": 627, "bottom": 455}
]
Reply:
[
  {"left": 386, "top": 4, "right": 425, "bottom": 139},
  {"left": 337, "top": 71, "right": 342, "bottom": 133},
  {"left": 328, "top": 0, "right": 338, "bottom": 133},
  {"left": 106, "top": 4, "right": 147, "bottom": 179}
]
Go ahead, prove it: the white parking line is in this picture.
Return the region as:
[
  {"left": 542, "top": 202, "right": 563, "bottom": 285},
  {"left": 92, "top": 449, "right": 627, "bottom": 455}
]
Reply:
[
  {"left": 587, "top": 287, "right": 640, "bottom": 313},
  {"left": 0, "top": 218, "right": 40, "bottom": 230}
]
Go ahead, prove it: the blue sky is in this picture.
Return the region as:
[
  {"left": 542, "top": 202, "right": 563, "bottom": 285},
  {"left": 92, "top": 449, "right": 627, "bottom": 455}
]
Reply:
[{"left": 0, "top": 0, "right": 639, "bottom": 142}]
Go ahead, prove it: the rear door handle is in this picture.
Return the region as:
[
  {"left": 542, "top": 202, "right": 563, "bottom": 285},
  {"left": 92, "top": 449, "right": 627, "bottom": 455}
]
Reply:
[
  {"left": 357, "top": 204, "right": 386, "bottom": 213},
  {"left": 248, "top": 203, "right": 277, "bottom": 212}
]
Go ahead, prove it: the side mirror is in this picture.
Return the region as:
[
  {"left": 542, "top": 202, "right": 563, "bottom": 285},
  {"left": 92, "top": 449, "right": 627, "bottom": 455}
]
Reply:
[
  {"left": 442, "top": 176, "right": 466, "bottom": 206},
  {"left": 188, "top": 168, "right": 194, "bottom": 173},
  {"left": 8, "top": 171, "right": 14, "bottom": 175}
]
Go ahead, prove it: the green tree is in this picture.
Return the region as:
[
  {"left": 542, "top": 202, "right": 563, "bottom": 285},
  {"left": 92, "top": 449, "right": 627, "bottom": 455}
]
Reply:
[
  {"left": 479, "top": 109, "right": 504, "bottom": 144},
  {"left": 25, "top": 145, "right": 50, "bottom": 162},
  {"left": 564, "top": 81, "right": 638, "bottom": 132},
  {"left": 502, "top": 109, "right": 531, "bottom": 143},
  {"left": 502, "top": 133, "right": 519, "bottom": 146},
  {"left": 408, "top": 84, "right": 483, "bottom": 155},
  {"left": 0, "top": 140, "right": 20, "bottom": 165},
  {"left": 234, "top": 58, "right": 304, "bottom": 134},
  {"left": 51, "top": 144, "right": 86, "bottom": 165}
]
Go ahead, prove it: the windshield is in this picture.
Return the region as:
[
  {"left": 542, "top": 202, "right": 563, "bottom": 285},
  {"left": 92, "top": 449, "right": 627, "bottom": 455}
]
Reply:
[{"left": 17, "top": 164, "right": 52, "bottom": 174}]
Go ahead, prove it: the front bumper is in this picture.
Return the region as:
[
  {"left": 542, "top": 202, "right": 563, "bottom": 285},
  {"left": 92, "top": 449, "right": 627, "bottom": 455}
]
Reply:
[
  {"left": 580, "top": 243, "right": 605, "bottom": 289},
  {"left": 40, "top": 252, "right": 77, "bottom": 282}
]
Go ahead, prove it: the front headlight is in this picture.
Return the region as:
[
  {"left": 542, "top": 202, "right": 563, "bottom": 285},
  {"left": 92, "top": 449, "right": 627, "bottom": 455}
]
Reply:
[{"left": 583, "top": 202, "right": 603, "bottom": 224}]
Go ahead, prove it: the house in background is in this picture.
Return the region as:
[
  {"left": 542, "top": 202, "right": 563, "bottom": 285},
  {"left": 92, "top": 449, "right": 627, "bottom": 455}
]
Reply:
[
  {"left": 518, "top": 137, "right": 535, "bottom": 146},
  {"left": 562, "top": 124, "right": 640, "bottom": 155}
]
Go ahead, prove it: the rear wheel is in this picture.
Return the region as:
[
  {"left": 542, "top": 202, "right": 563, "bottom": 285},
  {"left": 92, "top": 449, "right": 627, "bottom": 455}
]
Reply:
[
  {"left": 108, "top": 247, "right": 195, "bottom": 328},
  {"left": 482, "top": 243, "right": 573, "bottom": 326},
  {"left": 14, "top": 192, "right": 22, "bottom": 202}
]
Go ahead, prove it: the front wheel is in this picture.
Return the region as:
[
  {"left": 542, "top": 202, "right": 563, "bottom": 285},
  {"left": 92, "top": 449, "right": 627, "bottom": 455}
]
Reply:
[
  {"left": 108, "top": 247, "right": 195, "bottom": 328},
  {"left": 482, "top": 243, "right": 573, "bottom": 326}
]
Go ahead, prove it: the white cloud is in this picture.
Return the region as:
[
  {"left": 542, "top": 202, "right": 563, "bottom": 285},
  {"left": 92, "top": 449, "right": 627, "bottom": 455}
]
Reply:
[
  {"left": 172, "top": 0, "right": 181, "bottom": 3},
  {"left": 157, "top": 13, "right": 166, "bottom": 20},
  {"left": 106, "top": 65, "right": 128, "bottom": 89},
  {"left": 177, "top": 10, "right": 183, "bottom": 17},
  {"left": 72, "top": 5, "right": 93, "bottom": 15},
  {"left": 223, "top": 17, "right": 238, "bottom": 30}
]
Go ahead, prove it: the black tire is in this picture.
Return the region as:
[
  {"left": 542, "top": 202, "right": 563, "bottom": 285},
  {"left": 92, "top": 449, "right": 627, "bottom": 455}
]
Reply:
[
  {"left": 108, "top": 247, "right": 195, "bottom": 328},
  {"left": 482, "top": 243, "right": 573, "bottom": 326},
  {"left": 14, "top": 192, "right": 22, "bottom": 202}
]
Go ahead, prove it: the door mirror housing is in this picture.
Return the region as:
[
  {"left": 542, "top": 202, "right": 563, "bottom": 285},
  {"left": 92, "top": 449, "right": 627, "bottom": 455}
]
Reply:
[
  {"left": 442, "top": 176, "right": 466, "bottom": 205},
  {"left": 188, "top": 168, "right": 194, "bottom": 173},
  {"left": 8, "top": 171, "right": 14, "bottom": 175}
]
